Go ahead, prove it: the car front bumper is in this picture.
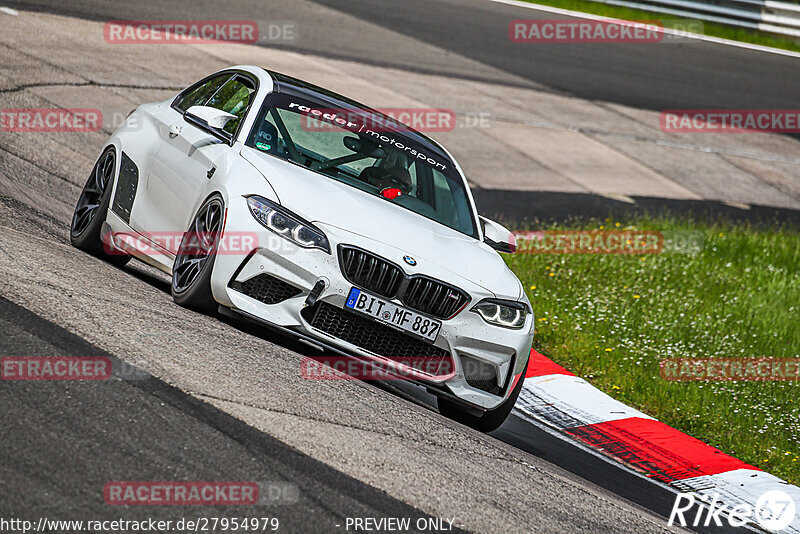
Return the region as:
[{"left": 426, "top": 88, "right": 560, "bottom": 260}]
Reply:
[{"left": 211, "top": 197, "right": 533, "bottom": 411}]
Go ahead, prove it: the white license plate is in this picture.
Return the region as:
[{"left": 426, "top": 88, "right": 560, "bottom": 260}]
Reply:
[{"left": 345, "top": 287, "right": 441, "bottom": 342}]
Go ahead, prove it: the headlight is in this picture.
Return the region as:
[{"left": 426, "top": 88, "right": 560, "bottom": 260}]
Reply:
[
  {"left": 246, "top": 195, "right": 330, "bottom": 253},
  {"left": 471, "top": 299, "right": 528, "bottom": 329}
]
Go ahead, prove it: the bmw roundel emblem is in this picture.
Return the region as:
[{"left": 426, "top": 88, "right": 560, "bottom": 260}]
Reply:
[{"left": 403, "top": 255, "right": 417, "bottom": 266}]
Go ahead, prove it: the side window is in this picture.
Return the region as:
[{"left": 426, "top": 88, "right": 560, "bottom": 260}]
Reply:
[
  {"left": 174, "top": 75, "right": 231, "bottom": 113},
  {"left": 205, "top": 76, "right": 256, "bottom": 135}
]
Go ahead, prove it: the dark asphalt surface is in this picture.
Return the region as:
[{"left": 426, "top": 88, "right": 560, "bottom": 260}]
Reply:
[
  {"left": 384, "top": 376, "right": 741, "bottom": 534},
  {"left": 0, "top": 290, "right": 736, "bottom": 533},
  {"left": 0, "top": 296, "right": 461, "bottom": 533},
  {"left": 310, "top": 0, "right": 800, "bottom": 111},
  {"left": 7, "top": 0, "right": 799, "bottom": 112}
]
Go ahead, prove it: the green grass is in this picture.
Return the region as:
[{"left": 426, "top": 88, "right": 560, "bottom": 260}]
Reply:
[
  {"left": 505, "top": 216, "right": 800, "bottom": 484},
  {"left": 517, "top": 0, "right": 800, "bottom": 53}
]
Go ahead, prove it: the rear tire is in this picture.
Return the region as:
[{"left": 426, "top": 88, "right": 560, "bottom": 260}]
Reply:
[
  {"left": 70, "top": 147, "right": 130, "bottom": 267},
  {"left": 437, "top": 370, "right": 526, "bottom": 432},
  {"left": 171, "top": 195, "right": 224, "bottom": 313}
]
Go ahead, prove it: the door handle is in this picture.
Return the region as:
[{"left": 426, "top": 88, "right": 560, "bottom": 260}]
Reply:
[{"left": 168, "top": 124, "right": 182, "bottom": 138}]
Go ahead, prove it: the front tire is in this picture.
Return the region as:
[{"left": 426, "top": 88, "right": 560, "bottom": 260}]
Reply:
[
  {"left": 171, "top": 195, "right": 224, "bottom": 312},
  {"left": 437, "top": 370, "right": 526, "bottom": 432},
  {"left": 70, "top": 147, "right": 130, "bottom": 267}
]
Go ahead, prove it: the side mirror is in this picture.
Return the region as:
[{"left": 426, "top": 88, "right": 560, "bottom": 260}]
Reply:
[
  {"left": 480, "top": 216, "right": 517, "bottom": 254},
  {"left": 184, "top": 106, "right": 237, "bottom": 140}
]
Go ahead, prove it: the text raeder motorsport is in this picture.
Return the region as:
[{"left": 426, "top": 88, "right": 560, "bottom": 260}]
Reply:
[{"left": 287, "top": 102, "right": 449, "bottom": 171}]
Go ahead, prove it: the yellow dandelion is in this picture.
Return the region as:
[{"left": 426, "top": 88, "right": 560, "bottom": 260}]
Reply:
[
  {"left": 548, "top": 272, "right": 555, "bottom": 277},
  {"left": 530, "top": 285, "right": 537, "bottom": 290},
  {"left": 633, "top": 295, "right": 641, "bottom": 299},
  {"left": 605, "top": 348, "right": 613, "bottom": 352},
  {"left": 615, "top": 222, "right": 621, "bottom": 227}
]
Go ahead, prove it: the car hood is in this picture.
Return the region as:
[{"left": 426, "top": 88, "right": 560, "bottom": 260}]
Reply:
[{"left": 241, "top": 148, "right": 521, "bottom": 299}]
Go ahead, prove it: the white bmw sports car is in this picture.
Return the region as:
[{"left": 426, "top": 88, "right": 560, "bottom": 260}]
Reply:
[{"left": 70, "top": 66, "right": 534, "bottom": 431}]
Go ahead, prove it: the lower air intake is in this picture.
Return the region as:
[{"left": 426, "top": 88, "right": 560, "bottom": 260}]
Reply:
[
  {"left": 301, "top": 302, "right": 452, "bottom": 375},
  {"left": 230, "top": 274, "right": 302, "bottom": 305},
  {"left": 461, "top": 354, "right": 501, "bottom": 395}
]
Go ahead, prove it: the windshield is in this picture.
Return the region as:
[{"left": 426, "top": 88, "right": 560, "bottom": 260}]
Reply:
[{"left": 245, "top": 93, "right": 477, "bottom": 238}]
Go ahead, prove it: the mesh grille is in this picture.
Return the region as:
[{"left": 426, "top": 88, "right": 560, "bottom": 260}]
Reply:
[
  {"left": 231, "top": 274, "right": 302, "bottom": 305},
  {"left": 338, "top": 246, "right": 470, "bottom": 319},
  {"left": 339, "top": 247, "right": 403, "bottom": 299},
  {"left": 302, "top": 303, "right": 451, "bottom": 370},
  {"left": 403, "top": 277, "right": 469, "bottom": 319}
]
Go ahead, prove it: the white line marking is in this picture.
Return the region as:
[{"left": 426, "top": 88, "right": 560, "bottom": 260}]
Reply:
[
  {"left": 491, "top": 0, "right": 800, "bottom": 59},
  {"left": 0, "top": 7, "right": 19, "bottom": 15}
]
